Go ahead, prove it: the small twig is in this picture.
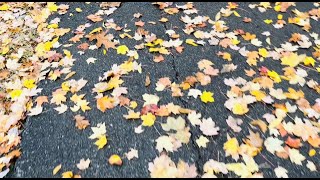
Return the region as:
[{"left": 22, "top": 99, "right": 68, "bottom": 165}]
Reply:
[
  {"left": 299, "top": 64, "right": 318, "bottom": 73},
  {"left": 153, "top": 125, "right": 162, "bottom": 136},
  {"left": 260, "top": 154, "right": 276, "bottom": 168}
]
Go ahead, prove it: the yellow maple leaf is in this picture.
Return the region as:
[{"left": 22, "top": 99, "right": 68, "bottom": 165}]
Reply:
[
  {"left": 268, "top": 118, "right": 283, "bottom": 129},
  {"left": 200, "top": 91, "right": 214, "bottom": 103},
  {"left": 304, "top": 56, "right": 315, "bottom": 67},
  {"left": 47, "top": 2, "right": 58, "bottom": 12},
  {"left": 61, "top": 82, "right": 70, "bottom": 92},
  {"left": 141, "top": 112, "right": 156, "bottom": 126},
  {"left": 47, "top": 23, "right": 59, "bottom": 29},
  {"left": 186, "top": 39, "right": 198, "bottom": 46},
  {"left": 250, "top": 90, "right": 266, "bottom": 101},
  {"left": 224, "top": 137, "right": 240, "bottom": 160},
  {"left": 159, "top": 47, "right": 170, "bottom": 54},
  {"left": 108, "top": 76, "right": 124, "bottom": 90},
  {"left": 70, "top": 94, "right": 84, "bottom": 103},
  {"left": 117, "top": 45, "right": 129, "bottom": 55},
  {"left": 129, "top": 101, "right": 138, "bottom": 109},
  {"left": 10, "top": 89, "right": 22, "bottom": 99},
  {"left": 149, "top": 47, "right": 159, "bottom": 52},
  {"left": 223, "top": 52, "right": 232, "bottom": 61},
  {"left": 35, "top": 43, "right": 46, "bottom": 56},
  {"left": 260, "top": 2, "right": 271, "bottom": 8},
  {"left": 226, "top": 163, "right": 251, "bottom": 178},
  {"left": 284, "top": 88, "right": 304, "bottom": 100},
  {"left": 0, "top": 3, "right": 9, "bottom": 11},
  {"left": 280, "top": 53, "right": 305, "bottom": 67},
  {"left": 227, "top": 155, "right": 259, "bottom": 178},
  {"left": 78, "top": 100, "right": 91, "bottom": 112},
  {"left": 63, "top": 49, "right": 71, "bottom": 58},
  {"left": 232, "top": 38, "right": 240, "bottom": 45},
  {"left": 95, "top": 135, "right": 107, "bottom": 149},
  {"left": 23, "top": 79, "right": 36, "bottom": 89},
  {"left": 120, "top": 61, "right": 134, "bottom": 72},
  {"left": 264, "top": 19, "right": 273, "bottom": 24},
  {"left": 258, "top": 48, "right": 268, "bottom": 58},
  {"left": 274, "top": 5, "right": 281, "bottom": 12},
  {"left": 62, "top": 171, "right": 73, "bottom": 178},
  {"left": 232, "top": 103, "right": 248, "bottom": 115},
  {"left": 44, "top": 41, "right": 53, "bottom": 51},
  {"left": 1, "top": 46, "right": 9, "bottom": 55},
  {"left": 123, "top": 110, "right": 140, "bottom": 120},
  {"left": 267, "top": 70, "right": 281, "bottom": 83},
  {"left": 153, "top": 39, "right": 163, "bottom": 45}
]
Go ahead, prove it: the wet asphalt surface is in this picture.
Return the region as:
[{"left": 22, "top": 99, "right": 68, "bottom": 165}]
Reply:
[{"left": 8, "top": 2, "right": 320, "bottom": 178}]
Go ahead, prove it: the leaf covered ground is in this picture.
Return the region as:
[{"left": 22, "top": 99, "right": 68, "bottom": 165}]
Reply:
[{"left": 0, "top": 2, "right": 320, "bottom": 178}]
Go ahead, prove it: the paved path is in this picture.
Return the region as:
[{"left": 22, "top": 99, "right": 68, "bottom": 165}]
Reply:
[{"left": 8, "top": 2, "right": 320, "bottom": 178}]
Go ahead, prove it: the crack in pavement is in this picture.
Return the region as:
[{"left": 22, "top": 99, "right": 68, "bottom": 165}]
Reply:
[
  {"left": 151, "top": 9, "right": 203, "bottom": 173},
  {"left": 156, "top": 12, "right": 205, "bottom": 173}
]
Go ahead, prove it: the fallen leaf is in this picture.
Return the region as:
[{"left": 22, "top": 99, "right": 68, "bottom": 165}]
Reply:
[
  {"left": 77, "top": 158, "right": 90, "bottom": 170},
  {"left": 62, "top": 171, "right": 73, "bottom": 178},
  {"left": 156, "top": 135, "right": 175, "bottom": 152},
  {"left": 135, "top": 20, "right": 145, "bottom": 27},
  {"left": 95, "top": 135, "right": 107, "bottom": 149},
  {"left": 274, "top": 166, "right": 288, "bottom": 178},
  {"left": 264, "top": 137, "right": 285, "bottom": 154},
  {"left": 196, "top": 135, "right": 209, "bottom": 148},
  {"left": 117, "top": 45, "right": 129, "bottom": 55},
  {"left": 224, "top": 136, "right": 240, "bottom": 161},
  {"left": 109, "top": 154, "right": 122, "bottom": 166},
  {"left": 285, "top": 136, "right": 302, "bottom": 149},
  {"left": 86, "top": 57, "right": 97, "bottom": 64},
  {"left": 53, "top": 164, "right": 62, "bottom": 175},
  {"left": 200, "top": 91, "right": 214, "bottom": 103},
  {"left": 126, "top": 148, "right": 139, "bottom": 160},
  {"left": 306, "top": 160, "right": 316, "bottom": 172},
  {"left": 141, "top": 112, "right": 156, "bottom": 127},
  {"left": 54, "top": 104, "right": 68, "bottom": 114},
  {"left": 288, "top": 148, "right": 305, "bottom": 165},
  {"left": 28, "top": 106, "right": 43, "bottom": 116},
  {"left": 74, "top": 115, "right": 90, "bottom": 130},
  {"left": 200, "top": 118, "right": 220, "bottom": 136},
  {"left": 75, "top": 8, "right": 82, "bottom": 12},
  {"left": 87, "top": 14, "right": 103, "bottom": 22},
  {"left": 145, "top": 74, "right": 151, "bottom": 87}
]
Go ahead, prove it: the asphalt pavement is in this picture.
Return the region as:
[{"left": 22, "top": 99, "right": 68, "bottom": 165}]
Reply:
[{"left": 8, "top": 2, "right": 320, "bottom": 178}]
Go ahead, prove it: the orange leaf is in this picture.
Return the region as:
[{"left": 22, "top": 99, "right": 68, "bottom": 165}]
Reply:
[
  {"left": 285, "top": 136, "right": 302, "bottom": 149},
  {"left": 74, "top": 115, "right": 90, "bottom": 130},
  {"left": 97, "top": 96, "right": 115, "bottom": 112},
  {"left": 87, "top": 14, "right": 103, "bottom": 22},
  {"left": 35, "top": 96, "right": 49, "bottom": 106},
  {"left": 135, "top": 20, "right": 145, "bottom": 27},
  {"left": 308, "top": 137, "right": 320, "bottom": 148},
  {"left": 153, "top": 55, "right": 164, "bottom": 62},
  {"left": 277, "top": 124, "right": 287, "bottom": 137}
]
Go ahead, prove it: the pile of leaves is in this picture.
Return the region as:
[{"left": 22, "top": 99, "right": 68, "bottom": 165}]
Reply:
[
  {"left": 1, "top": 2, "right": 320, "bottom": 178},
  {"left": 0, "top": 2, "right": 73, "bottom": 177}
]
